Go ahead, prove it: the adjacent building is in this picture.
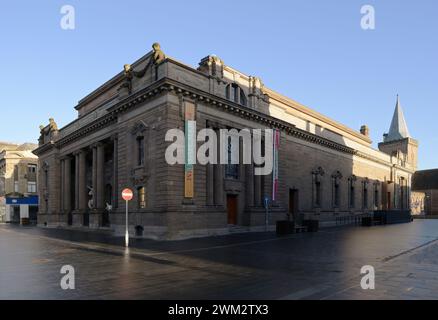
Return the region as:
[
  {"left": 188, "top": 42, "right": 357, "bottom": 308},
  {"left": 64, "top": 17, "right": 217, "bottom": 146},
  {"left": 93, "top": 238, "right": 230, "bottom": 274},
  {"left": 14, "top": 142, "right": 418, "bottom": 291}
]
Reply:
[
  {"left": 34, "top": 43, "right": 418, "bottom": 240},
  {"left": 412, "top": 169, "right": 438, "bottom": 216},
  {"left": 0, "top": 143, "right": 39, "bottom": 224}
]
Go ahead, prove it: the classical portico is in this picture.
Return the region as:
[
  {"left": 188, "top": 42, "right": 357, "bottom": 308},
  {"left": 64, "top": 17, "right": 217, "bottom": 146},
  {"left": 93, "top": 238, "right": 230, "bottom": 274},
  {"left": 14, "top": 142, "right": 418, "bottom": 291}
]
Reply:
[{"left": 57, "top": 137, "right": 117, "bottom": 228}]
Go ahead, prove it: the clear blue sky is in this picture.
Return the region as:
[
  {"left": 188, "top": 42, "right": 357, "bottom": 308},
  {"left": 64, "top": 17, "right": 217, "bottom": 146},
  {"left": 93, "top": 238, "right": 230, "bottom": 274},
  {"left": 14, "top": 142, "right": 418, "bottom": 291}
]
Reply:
[{"left": 0, "top": 0, "right": 436, "bottom": 169}]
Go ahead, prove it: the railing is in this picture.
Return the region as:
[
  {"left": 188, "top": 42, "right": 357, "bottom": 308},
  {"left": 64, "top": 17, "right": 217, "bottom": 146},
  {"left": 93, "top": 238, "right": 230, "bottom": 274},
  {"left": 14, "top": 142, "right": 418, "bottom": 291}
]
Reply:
[
  {"left": 335, "top": 210, "right": 412, "bottom": 227},
  {"left": 335, "top": 213, "right": 371, "bottom": 226},
  {"left": 373, "top": 210, "right": 412, "bottom": 224}
]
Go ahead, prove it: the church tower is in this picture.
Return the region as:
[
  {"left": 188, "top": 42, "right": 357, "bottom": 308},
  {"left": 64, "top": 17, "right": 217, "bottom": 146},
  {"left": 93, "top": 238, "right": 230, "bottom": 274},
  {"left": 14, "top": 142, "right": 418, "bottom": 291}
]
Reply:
[{"left": 378, "top": 95, "right": 418, "bottom": 170}]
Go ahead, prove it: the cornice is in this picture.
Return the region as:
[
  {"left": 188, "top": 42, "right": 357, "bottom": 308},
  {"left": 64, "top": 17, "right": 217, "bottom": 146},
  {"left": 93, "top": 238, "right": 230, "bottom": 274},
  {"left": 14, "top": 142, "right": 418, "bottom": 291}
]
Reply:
[
  {"left": 33, "top": 142, "right": 56, "bottom": 156},
  {"left": 55, "top": 113, "right": 117, "bottom": 148},
  {"left": 36, "top": 77, "right": 409, "bottom": 171}
]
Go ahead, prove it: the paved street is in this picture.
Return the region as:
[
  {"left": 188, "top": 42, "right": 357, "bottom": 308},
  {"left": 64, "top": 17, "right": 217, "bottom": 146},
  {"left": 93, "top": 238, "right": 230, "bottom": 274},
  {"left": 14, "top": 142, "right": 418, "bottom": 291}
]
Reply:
[{"left": 2, "top": 220, "right": 438, "bottom": 300}]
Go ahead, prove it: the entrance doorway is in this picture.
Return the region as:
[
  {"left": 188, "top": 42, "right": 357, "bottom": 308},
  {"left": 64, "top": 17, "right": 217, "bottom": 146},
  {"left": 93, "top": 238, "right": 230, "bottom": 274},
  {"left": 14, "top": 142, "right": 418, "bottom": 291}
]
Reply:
[
  {"left": 227, "top": 195, "right": 238, "bottom": 225},
  {"left": 289, "top": 189, "right": 299, "bottom": 222},
  {"left": 12, "top": 206, "right": 20, "bottom": 223},
  {"left": 29, "top": 206, "right": 38, "bottom": 225}
]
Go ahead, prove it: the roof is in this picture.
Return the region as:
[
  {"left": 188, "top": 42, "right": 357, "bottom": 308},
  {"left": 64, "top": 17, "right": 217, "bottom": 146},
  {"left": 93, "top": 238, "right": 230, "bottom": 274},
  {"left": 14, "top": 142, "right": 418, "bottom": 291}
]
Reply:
[
  {"left": 385, "top": 95, "right": 410, "bottom": 142},
  {"left": 412, "top": 169, "right": 438, "bottom": 190},
  {"left": 0, "top": 142, "right": 38, "bottom": 153}
]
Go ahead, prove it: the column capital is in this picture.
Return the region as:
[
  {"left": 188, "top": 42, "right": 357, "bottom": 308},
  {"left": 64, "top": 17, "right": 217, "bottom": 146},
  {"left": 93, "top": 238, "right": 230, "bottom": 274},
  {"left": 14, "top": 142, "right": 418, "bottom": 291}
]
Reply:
[
  {"left": 89, "top": 142, "right": 103, "bottom": 149},
  {"left": 59, "top": 154, "right": 73, "bottom": 161},
  {"left": 73, "top": 148, "right": 88, "bottom": 156}
]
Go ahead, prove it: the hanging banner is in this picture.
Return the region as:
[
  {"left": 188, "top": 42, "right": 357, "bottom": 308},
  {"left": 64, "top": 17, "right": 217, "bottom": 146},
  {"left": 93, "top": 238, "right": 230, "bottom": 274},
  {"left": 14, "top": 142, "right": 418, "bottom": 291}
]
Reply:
[
  {"left": 184, "top": 101, "right": 196, "bottom": 198},
  {"left": 272, "top": 129, "right": 280, "bottom": 201}
]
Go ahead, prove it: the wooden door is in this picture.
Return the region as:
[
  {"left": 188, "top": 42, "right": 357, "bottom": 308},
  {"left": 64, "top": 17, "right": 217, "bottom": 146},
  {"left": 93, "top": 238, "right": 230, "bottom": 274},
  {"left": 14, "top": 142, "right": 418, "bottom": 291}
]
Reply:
[
  {"left": 227, "top": 195, "right": 238, "bottom": 225},
  {"left": 289, "top": 189, "right": 298, "bottom": 221}
]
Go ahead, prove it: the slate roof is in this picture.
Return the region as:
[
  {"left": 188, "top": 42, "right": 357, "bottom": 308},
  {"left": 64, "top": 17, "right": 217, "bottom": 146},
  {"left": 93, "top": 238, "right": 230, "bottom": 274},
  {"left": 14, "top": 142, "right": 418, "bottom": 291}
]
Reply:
[
  {"left": 412, "top": 169, "right": 438, "bottom": 191},
  {"left": 385, "top": 95, "right": 411, "bottom": 142}
]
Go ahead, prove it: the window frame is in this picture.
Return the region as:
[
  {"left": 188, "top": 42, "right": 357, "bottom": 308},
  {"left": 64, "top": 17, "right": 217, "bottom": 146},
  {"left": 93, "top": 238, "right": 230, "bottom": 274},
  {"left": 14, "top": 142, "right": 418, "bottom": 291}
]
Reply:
[
  {"left": 27, "top": 181, "right": 37, "bottom": 193},
  {"left": 138, "top": 186, "right": 146, "bottom": 209}
]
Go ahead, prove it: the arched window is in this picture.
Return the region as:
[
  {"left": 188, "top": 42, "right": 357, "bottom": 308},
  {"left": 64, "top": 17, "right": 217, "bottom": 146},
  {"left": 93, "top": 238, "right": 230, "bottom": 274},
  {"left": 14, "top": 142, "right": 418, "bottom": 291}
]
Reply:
[{"left": 226, "top": 83, "right": 247, "bottom": 106}]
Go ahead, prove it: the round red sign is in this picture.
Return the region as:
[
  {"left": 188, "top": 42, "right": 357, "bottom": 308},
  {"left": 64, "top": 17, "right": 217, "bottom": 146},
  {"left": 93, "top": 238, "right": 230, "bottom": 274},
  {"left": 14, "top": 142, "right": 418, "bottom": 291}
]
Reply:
[{"left": 122, "top": 188, "right": 134, "bottom": 201}]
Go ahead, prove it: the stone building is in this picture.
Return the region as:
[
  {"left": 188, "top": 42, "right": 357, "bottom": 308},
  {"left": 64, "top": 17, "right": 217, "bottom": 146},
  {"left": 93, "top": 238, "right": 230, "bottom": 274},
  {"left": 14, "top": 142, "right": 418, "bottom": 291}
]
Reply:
[
  {"left": 34, "top": 43, "right": 418, "bottom": 240},
  {"left": 412, "top": 169, "right": 438, "bottom": 216},
  {"left": 0, "top": 143, "right": 39, "bottom": 224}
]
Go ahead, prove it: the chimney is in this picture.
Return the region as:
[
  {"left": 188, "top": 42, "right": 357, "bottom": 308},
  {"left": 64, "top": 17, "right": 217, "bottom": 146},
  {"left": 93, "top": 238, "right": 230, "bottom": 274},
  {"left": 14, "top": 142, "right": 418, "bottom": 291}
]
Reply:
[{"left": 360, "top": 125, "right": 370, "bottom": 137}]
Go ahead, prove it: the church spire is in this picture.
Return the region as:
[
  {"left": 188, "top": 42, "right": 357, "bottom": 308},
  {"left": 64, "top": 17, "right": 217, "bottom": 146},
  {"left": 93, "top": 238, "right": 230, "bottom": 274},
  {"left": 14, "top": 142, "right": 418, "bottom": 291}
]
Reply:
[{"left": 384, "top": 95, "right": 410, "bottom": 142}]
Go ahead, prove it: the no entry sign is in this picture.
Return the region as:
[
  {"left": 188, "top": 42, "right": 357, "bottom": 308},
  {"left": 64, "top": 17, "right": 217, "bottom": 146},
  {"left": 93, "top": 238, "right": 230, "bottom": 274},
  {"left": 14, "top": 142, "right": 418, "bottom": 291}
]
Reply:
[
  {"left": 122, "top": 188, "right": 133, "bottom": 247},
  {"left": 122, "top": 188, "right": 133, "bottom": 201}
]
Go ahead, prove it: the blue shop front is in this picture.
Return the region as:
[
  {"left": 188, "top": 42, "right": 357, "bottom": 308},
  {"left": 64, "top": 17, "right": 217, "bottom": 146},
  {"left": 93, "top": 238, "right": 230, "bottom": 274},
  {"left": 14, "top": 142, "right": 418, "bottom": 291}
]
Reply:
[{"left": 5, "top": 196, "right": 39, "bottom": 224}]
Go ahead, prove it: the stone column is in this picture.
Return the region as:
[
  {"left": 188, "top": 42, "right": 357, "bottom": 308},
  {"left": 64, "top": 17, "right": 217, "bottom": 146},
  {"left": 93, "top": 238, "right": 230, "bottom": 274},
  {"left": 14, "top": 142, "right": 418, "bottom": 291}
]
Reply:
[
  {"left": 246, "top": 164, "right": 255, "bottom": 208},
  {"left": 254, "top": 168, "right": 262, "bottom": 207},
  {"left": 207, "top": 164, "right": 214, "bottom": 206},
  {"left": 60, "top": 159, "right": 65, "bottom": 212},
  {"left": 96, "top": 143, "right": 105, "bottom": 210},
  {"left": 112, "top": 136, "right": 119, "bottom": 208},
  {"left": 214, "top": 128, "right": 224, "bottom": 206},
  {"left": 92, "top": 145, "right": 98, "bottom": 209},
  {"left": 78, "top": 150, "right": 87, "bottom": 211},
  {"left": 73, "top": 150, "right": 87, "bottom": 227},
  {"left": 64, "top": 157, "right": 72, "bottom": 213},
  {"left": 74, "top": 153, "right": 79, "bottom": 210}
]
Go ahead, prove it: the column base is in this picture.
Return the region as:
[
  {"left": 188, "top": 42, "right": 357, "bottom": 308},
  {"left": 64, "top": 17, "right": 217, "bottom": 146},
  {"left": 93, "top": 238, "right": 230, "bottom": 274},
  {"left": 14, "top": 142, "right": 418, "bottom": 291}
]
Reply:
[
  {"left": 89, "top": 209, "right": 104, "bottom": 229},
  {"left": 57, "top": 212, "right": 69, "bottom": 227},
  {"left": 72, "top": 210, "right": 84, "bottom": 227}
]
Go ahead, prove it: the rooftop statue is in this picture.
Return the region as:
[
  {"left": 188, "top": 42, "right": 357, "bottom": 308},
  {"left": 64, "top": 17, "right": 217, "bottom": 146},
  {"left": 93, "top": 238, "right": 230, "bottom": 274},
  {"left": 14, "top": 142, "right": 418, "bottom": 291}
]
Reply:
[
  {"left": 133, "top": 42, "right": 166, "bottom": 78},
  {"left": 38, "top": 118, "right": 59, "bottom": 146},
  {"left": 48, "top": 118, "right": 58, "bottom": 133},
  {"left": 120, "top": 64, "right": 133, "bottom": 94}
]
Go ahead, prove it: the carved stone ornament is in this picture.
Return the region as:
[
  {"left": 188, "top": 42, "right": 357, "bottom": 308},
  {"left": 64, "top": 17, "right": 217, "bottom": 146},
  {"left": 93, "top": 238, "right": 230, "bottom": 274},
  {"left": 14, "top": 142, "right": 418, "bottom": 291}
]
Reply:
[
  {"left": 38, "top": 118, "right": 59, "bottom": 146},
  {"left": 332, "top": 171, "right": 343, "bottom": 186},
  {"left": 312, "top": 167, "right": 325, "bottom": 176},
  {"left": 132, "top": 42, "right": 166, "bottom": 79},
  {"left": 132, "top": 174, "right": 148, "bottom": 186},
  {"left": 131, "top": 121, "right": 148, "bottom": 135}
]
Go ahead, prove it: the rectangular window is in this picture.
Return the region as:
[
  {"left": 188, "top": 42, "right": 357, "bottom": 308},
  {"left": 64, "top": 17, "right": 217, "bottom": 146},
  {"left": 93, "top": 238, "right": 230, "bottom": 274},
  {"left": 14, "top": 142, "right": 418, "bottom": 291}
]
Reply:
[
  {"left": 349, "top": 186, "right": 355, "bottom": 208},
  {"left": 28, "top": 164, "right": 37, "bottom": 173},
  {"left": 138, "top": 187, "right": 146, "bottom": 209},
  {"left": 14, "top": 181, "right": 19, "bottom": 193},
  {"left": 334, "top": 184, "right": 340, "bottom": 207},
  {"left": 374, "top": 185, "right": 379, "bottom": 208},
  {"left": 28, "top": 181, "right": 37, "bottom": 193},
  {"left": 137, "top": 136, "right": 145, "bottom": 166},
  {"left": 363, "top": 187, "right": 368, "bottom": 209},
  {"left": 315, "top": 181, "right": 321, "bottom": 207},
  {"left": 225, "top": 136, "right": 239, "bottom": 179}
]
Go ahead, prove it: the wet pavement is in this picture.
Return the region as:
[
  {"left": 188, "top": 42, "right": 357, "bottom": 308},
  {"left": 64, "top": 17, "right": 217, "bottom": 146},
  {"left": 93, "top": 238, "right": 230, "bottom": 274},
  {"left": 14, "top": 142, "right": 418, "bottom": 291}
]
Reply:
[{"left": 1, "top": 220, "right": 438, "bottom": 300}]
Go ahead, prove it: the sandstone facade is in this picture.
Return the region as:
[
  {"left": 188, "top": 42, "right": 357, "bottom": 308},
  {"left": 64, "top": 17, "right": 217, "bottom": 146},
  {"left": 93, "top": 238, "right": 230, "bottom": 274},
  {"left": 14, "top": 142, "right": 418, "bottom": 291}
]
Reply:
[{"left": 34, "top": 46, "right": 418, "bottom": 240}]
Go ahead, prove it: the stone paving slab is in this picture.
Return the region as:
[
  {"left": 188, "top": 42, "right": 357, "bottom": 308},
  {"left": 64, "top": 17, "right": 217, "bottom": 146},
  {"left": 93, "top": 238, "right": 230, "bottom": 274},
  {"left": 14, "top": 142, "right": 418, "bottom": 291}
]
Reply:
[{"left": 2, "top": 220, "right": 438, "bottom": 299}]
